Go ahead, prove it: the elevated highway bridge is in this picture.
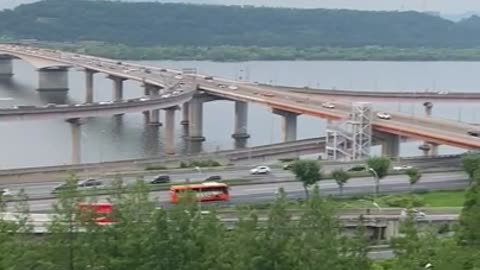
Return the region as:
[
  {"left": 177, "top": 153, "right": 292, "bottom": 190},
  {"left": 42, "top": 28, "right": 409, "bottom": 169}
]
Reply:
[{"left": 0, "top": 44, "right": 477, "bottom": 168}]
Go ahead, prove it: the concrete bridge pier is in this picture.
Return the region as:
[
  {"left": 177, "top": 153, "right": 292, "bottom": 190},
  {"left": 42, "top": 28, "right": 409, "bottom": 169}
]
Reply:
[
  {"left": 85, "top": 69, "right": 97, "bottom": 103},
  {"left": 232, "top": 101, "right": 250, "bottom": 148},
  {"left": 273, "top": 109, "right": 298, "bottom": 142},
  {"left": 108, "top": 76, "right": 126, "bottom": 102},
  {"left": 181, "top": 102, "right": 189, "bottom": 126},
  {"left": 149, "top": 86, "right": 162, "bottom": 126},
  {"left": 37, "top": 67, "right": 69, "bottom": 91},
  {"left": 0, "top": 55, "right": 13, "bottom": 78},
  {"left": 142, "top": 85, "right": 151, "bottom": 123},
  {"left": 430, "top": 143, "right": 439, "bottom": 156},
  {"left": 381, "top": 134, "right": 400, "bottom": 158},
  {"left": 66, "top": 118, "right": 84, "bottom": 165},
  {"left": 164, "top": 107, "right": 178, "bottom": 155},
  {"left": 188, "top": 97, "right": 205, "bottom": 142}
]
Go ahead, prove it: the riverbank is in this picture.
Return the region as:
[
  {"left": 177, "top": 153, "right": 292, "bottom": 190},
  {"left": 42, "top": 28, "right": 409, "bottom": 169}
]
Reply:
[{"left": 36, "top": 42, "right": 480, "bottom": 62}]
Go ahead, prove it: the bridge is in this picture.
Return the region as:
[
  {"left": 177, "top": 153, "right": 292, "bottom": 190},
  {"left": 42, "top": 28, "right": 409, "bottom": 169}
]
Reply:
[
  {"left": 271, "top": 84, "right": 480, "bottom": 102},
  {"left": 0, "top": 44, "right": 478, "bottom": 167}
]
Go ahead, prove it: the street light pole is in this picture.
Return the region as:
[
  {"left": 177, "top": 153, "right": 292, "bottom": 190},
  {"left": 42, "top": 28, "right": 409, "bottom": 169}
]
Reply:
[{"left": 369, "top": 168, "right": 380, "bottom": 197}]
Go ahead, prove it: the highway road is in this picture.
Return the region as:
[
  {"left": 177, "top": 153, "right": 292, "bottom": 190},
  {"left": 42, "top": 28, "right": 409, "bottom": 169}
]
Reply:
[
  {"left": 6, "top": 171, "right": 468, "bottom": 213},
  {"left": 1, "top": 155, "right": 461, "bottom": 198}
]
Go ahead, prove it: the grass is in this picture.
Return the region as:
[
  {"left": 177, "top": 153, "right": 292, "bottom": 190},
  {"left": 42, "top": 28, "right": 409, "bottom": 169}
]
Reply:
[
  {"left": 336, "top": 190, "right": 466, "bottom": 208},
  {"left": 420, "top": 190, "right": 466, "bottom": 207}
]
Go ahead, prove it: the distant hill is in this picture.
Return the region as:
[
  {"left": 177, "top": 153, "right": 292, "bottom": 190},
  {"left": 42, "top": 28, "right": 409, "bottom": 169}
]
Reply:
[{"left": 1, "top": 0, "right": 480, "bottom": 48}]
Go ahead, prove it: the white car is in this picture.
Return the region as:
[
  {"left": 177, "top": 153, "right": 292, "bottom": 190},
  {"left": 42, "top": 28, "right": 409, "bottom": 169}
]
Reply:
[
  {"left": 0, "top": 188, "right": 12, "bottom": 197},
  {"left": 139, "top": 97, "right": 150, "bottom": 101},
  {"left": 376, "top": 112, "right": 392, "bottom": 120},
  {"left": 393, "top": 165, "right": 412, "bottom": 171},
  {"left": 321, "top": 102, "right": 335, "bottom": 109},
  {"left": 228, "top": 85, "right": 239, "bottom": 90},
  {"left": 250, "top": 166, "right": 271, "bottom": 175},
  {"left": 161, "top": 94, "right": 171, "bottom": 98},
  {"left": 174, "top": 75, "right": 183, "bottom": 79}
]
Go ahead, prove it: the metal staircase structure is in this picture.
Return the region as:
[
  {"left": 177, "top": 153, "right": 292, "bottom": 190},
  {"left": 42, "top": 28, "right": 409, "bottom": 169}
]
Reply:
[{"left": 326, "top": 102, "right": 373, "bottom": 161}]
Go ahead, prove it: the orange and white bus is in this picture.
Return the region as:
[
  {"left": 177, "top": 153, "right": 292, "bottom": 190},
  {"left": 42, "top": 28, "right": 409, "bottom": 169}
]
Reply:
[
  {"left": 169, "top": 182, "right": 230, "bottom": 203},
  {"left": 77, "top": 202, "right": 115, "bottom": 225}
]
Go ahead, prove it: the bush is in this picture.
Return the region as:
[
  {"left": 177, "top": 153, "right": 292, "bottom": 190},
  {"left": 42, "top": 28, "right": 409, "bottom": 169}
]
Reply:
[
  {"left": 145, "top": 164, "right": 168, "bottom": 171},
  {"left": 380, "top": 194, "right": 425, "bottom": 208},
  {"left": 178, "top": 159, "right": 222, "bottom": 168}
]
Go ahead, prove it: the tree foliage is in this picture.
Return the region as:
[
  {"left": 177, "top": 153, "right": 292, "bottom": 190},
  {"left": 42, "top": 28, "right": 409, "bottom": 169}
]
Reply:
[
  {"left": 367, "top": 157, "right": 391, "bottom": 180},
  {"left": 290, "top": 160, "right": 322, "bottom": 197},
  {"left": 331, "top": 168, "right": 351, "bottom": 196},
  {"left": 405, "top": 168, "right": 422, "bottom": 190},
  {"left": 461, "top": 152, "right": 480, "bottom": 182},
  {"left": 3, "top": 0, "right": 480, "bottom": 48}
]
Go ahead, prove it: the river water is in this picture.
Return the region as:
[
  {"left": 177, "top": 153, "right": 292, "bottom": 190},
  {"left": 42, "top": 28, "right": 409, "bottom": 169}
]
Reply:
[{"left": 0, "top": 60, "right": 478, "bottom": 168}]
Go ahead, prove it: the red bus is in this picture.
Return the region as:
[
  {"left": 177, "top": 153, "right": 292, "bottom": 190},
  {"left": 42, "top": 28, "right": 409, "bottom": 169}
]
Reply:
[
  {"left": 77, "top": 202, "right": 115, "bottom": 225},
  {"left": 169, "top": 182, "right": 230, "bottom": 203}
]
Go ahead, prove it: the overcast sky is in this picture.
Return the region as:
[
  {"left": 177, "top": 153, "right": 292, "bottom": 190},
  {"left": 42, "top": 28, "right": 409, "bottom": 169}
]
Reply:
[{"left": 3, "top": 0, "right": 480, "bottom": 14}]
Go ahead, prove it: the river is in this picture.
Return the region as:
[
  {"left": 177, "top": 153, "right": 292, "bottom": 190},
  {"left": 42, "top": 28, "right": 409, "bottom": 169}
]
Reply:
[{"left": 0, "top": 60, "right": 477, "bottom": 168}]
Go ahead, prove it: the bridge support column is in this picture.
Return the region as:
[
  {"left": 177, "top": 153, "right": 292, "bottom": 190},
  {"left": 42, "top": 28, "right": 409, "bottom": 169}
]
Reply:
[
  {"left": 142, "top": 85, "right": 151, "bottom": 123},
  {"left": 381, "top": 134, "right": 400, "bottom": 158},
  {"left": 232, "top": 101, "right": 250, "bottom": 147},
  {"left": 0, "top": 55, "right": 13, "bottom": 78},
  {"left": 85, "top": 69, "right": 96, "bottom": 103},
  {"left": 188, "top": 97, "right": 205, "bottom": 142},
  {"left": 37, "top": 67, "right": 69, "bottom": 91},
  {"left": 421, "top": 102, "right": 434, "bottom": 155},
  {"left": 273, "top": 109, "right": 298, "bottom": 142},
  {"left": 181, "top": 102, "right": 189, "bottom": 126},
  {"left": 149, "top": 87, "right": 162, "bottom": 126},
  {"left": 430, "top": 143, "right": 439, "bottom": 156},
  {"left": 66, "top": 118, "right": 84, "bottom": 165},
  {"left": 109, "top": 76, "right": 125, "bottom": 102},
  {"left": 164, "top": 107, "right": 177, "bottom": 155}
]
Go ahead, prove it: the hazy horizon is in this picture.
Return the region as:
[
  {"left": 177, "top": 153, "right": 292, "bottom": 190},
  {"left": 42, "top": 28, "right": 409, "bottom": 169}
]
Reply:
[{"left": 3, "top": 0, "right": 480, "bottom": 14}]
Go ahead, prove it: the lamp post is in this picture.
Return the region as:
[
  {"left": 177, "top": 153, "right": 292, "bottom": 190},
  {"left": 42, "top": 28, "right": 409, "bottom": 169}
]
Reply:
[{"left": 369, "top": 168, "right": 380, "bottom": 197}]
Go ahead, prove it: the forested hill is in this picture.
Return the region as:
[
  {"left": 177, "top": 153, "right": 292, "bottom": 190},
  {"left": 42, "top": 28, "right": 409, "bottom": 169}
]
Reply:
[{"left": 2, "top": 0, "right": 480, "bottom": 48}]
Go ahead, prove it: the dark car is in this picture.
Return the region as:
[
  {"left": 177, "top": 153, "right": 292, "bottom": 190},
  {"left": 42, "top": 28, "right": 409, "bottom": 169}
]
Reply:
[
  {"left": 204, "top": 76, "right": 214, "bottom": 80},
  {"left": 150, "top": 175, "right": 170, "bottom": 184},
  {"left": 468, "top": 130, "right": 480, "bottom": 137},
  {"left": 347, "top": 165, "right": 367, "bottom": 172},
  {"left": 204, "top": 175, "right": 222, "bottom": 182}
]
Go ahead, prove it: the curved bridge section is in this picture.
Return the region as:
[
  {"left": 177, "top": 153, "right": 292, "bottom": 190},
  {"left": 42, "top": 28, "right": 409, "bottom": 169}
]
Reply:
[{"left": 0, "top": 91, "right": 193, "bottom": 122}]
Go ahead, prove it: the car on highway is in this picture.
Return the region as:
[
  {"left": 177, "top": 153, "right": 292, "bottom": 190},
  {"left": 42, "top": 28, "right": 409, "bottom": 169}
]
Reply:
[
  {"left": 139, "top": 97, "right": 150, "bottom": 101},
  {"left": 159, "top": 68, "right": 167, "bottom": 72},
  {"left": 217, "top": 84, "right": 227, "bottom": 88},
  {"left": 262, "top": 93, "right": 275, "bottom": 97},
  {"left": 0, "top": 188, "right": 12, "bottom": 197},
  {"left": 393, "top": 165, "right": 413, "bottom": 171},
  {"left": 228, "top": 85, "right": 239, "bottom": 90},
  {"left": 250, "top": 165, "right": 271, "bottom": 175},
  {"left": 161, "top": 94, "right": 171, "bottom": 98},
  {"left": 98, "top": 101, "right": 113, "bottom": 105},
  {"left": 468, "top": 130, "right": 480, "bottom": 137},
  {"left": 204, "top": 76, "right": 214, "bottom": 80},
  {"left": 174, "top": 74, "right": 183, "bottom": 79},
  {"left": 376, "top": 112, "right": 392, "bottom": 120},
  {"left": 437, "top": 90, "right": 449, "bottom": 95},
  {"left": 54, "top": 178, "right": 103, "bottom": 191},
  {"left": 204, "top": 175, "right": 222, "bottom": 182},
  {"left": 347, "top": 165, "right": 367, "bottom": 172},
  {"left": 150, "top": 175, "right": 170, "bottom": 184},
  {"left": 44, "top": 103, "right": 56, "bottom": 108},
  {"left": 321, "top": 102, "right": 335, "bottom": 109}
]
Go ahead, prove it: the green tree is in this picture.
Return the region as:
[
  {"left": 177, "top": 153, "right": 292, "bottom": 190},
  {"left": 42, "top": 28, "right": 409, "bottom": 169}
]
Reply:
[
  {"left": 290, "top": 160, "right": 322, "bottom": 198},
  {"left": 331, "top": 168, "right": 351, "bottom": 196},
  {"left": 405, "top": 168, "right": 422, "bottom": 192},
  {"left": 461, "top": 152, "right": 480, "bottom": 182},
  {"left": 367, "top": 157, "right": 391, "bottom": 195},
  {"left": 457, "top": 170, "right": 480, "bottom": 248}
]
